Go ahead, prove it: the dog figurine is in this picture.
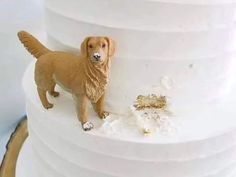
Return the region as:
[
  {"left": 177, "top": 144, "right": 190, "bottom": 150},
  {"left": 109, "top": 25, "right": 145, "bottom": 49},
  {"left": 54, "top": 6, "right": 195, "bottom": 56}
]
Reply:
[{"left": 18, "top": 31, "right": 115, "bottom": 131}]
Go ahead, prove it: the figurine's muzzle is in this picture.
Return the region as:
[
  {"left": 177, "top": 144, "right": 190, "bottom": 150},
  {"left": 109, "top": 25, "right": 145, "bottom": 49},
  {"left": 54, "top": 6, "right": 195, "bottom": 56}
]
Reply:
[{"left": 93, "top": 53, "right": 101, "bottom": 61}]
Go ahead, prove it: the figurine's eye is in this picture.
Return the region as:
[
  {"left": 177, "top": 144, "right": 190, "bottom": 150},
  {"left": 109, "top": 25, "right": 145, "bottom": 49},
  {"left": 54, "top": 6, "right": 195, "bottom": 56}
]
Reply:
[
  {"left": 102, "top": 44, "right": 106, "bottom": 48},
  {"left": 88, "top": 44, "right": 93, "bottom": 48}
]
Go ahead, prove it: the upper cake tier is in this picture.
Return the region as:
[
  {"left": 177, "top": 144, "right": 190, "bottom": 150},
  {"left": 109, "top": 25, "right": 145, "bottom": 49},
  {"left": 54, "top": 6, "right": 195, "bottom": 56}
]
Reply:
[
  {"left": 45, "top": 0, "right": 236, "bottom": 59},
  {"left": 44, "top": 0, "right": 236, "bottom": 114}
]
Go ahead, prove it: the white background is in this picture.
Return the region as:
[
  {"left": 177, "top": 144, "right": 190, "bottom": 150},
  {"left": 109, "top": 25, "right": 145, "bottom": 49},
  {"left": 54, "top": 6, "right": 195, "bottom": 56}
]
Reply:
[{"left": 0, "top": 0, "right": 44, "bottom": 162}]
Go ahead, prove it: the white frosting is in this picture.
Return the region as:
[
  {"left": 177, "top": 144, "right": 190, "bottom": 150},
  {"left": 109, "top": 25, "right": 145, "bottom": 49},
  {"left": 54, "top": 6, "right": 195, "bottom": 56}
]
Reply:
[{"left": 21, "top": 62, "right": 236, "bottom": 177}]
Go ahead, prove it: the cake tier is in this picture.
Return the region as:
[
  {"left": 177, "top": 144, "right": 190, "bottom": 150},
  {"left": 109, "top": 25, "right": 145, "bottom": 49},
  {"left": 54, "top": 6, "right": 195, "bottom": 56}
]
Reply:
[
  {"left": 44, "top": 0, "right": 236, "bottom": 114},
  {"left": 23, "top": 61, "right": 236, "bottom": 177},
  {"left": 16, "top": 139, "right": 236, "bottom": 177}
]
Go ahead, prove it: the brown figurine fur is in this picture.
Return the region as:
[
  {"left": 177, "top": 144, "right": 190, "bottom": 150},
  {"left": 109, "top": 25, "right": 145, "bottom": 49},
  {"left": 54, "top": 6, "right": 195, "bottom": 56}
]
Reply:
[{"left": 17, "top": 31, "right": 115, "bottom": 131}]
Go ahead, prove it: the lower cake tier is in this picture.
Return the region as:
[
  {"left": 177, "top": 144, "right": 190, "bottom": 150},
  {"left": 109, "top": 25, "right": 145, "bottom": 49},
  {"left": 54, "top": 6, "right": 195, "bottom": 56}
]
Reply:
[
  {"left": 15, "top": 138, "right": 236, "bottom": 177},
  {"left": 22, "top": 62, "right": 236, "bottom": 177}
]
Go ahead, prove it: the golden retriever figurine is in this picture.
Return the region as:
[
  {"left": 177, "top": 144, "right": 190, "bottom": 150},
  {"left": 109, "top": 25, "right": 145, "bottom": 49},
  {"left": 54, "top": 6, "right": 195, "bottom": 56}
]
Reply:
[{"left": 18, "top": 31, "right": 115, "bottom": 131}]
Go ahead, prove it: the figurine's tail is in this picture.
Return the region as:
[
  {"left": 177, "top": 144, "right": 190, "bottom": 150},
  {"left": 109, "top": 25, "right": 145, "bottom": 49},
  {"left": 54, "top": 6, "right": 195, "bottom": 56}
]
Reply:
[{"left": 17, "top": 31, "right": 51, "bottom": 59}]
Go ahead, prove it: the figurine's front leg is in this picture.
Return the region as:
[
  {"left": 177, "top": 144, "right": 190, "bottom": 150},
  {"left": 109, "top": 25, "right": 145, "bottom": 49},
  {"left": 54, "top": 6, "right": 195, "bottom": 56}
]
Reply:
[
  {"left": 94, "top": 94, "right": 109, "bottom": 119},
  {"left": 75, "top": 94, "right": 94, "bottom": 131}
]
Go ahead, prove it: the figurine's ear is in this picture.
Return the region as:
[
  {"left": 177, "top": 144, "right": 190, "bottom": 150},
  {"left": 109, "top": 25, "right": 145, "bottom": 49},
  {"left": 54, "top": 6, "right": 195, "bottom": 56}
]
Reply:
[
  {"left": 105, "top": 37, "right": 116, "bottom": 58},
  {"left": 80, "top": 37, "right": 90, "bottom": 57}
]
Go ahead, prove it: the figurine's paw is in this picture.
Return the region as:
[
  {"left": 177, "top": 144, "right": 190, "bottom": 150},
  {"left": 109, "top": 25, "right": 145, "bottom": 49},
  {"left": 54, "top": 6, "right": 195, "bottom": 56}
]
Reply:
[
  {"left": 50, "top": 91, "right": 60, "bottom": 97},
  {"left": 82, "top": 122, "right": 94, "bottom": 131},
  {"left": 43, "top": 103, "right": 54, "bottom": 109},
  {"left": 99, "top": 111, "right": 109, "bottom": 119}
]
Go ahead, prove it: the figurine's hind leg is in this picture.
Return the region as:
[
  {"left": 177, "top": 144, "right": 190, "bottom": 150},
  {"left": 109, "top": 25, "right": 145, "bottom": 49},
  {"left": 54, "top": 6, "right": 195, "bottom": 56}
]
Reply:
[
  {"left": 49, "top": 82, "right": 60, "bottom": 97},
  {"left": 37, "top": 87, "right": 53, "bottom": 109}
]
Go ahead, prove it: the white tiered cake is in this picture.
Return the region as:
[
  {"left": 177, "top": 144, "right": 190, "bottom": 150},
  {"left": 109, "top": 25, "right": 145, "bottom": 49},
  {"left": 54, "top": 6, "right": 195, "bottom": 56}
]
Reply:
[{"left": 17, "top": 0, "right": 236, "bottom": 177}]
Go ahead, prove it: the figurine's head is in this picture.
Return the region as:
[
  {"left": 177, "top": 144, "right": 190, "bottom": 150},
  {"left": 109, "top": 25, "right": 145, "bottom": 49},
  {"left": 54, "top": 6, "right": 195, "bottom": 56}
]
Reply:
[{"left": 80, "top": 36, "right": 115, "bottom": 64}]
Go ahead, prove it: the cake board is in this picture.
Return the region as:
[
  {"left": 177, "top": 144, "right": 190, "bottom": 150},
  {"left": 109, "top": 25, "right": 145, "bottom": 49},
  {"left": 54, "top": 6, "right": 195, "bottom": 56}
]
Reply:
[{"left": 0, "top": 117, "right": 28, "bottom": 177}]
